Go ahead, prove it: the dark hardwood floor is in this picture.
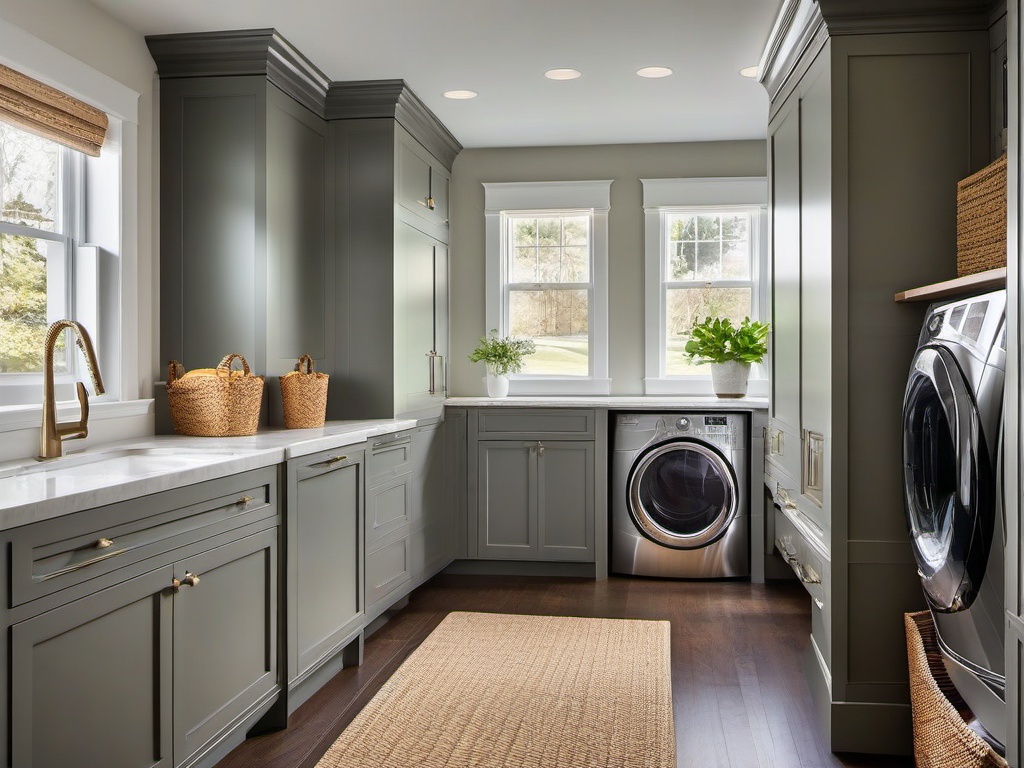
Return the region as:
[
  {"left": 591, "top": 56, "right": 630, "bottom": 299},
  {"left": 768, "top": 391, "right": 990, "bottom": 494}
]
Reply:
[{"left": 216, "top": 575, "right": 913, "bottom": 768}]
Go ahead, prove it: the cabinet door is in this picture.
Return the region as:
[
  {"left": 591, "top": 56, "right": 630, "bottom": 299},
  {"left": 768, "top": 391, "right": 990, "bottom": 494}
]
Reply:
[
  {"left": 429, "top": 164, "right": 450, "bottom": 226},
  {"left": 409, "top": 422, "right": 454, "bottom": 577},
  {"left": 537, "top": 441, "right": 595, "bottom": 561},
  {"left": 289, "top": 456, "right": 362, "bottom": 683},
  {"left": 770, "top": 105, "right": 801, "bottom": 430},
  {"left": 173, "top": 528, "right": 279, "bottom": 767},
  {"left": 477, "top": 441, "right": 535, "bottom": 559},
  {"left": 397, "top": 138, "right": 433, "bottom": 217},
  {"left": 10, "top": 566, "right": 174, "bottom": 768},
  {"left": 396, "top": 222, "right": 447, "bottom": 416}
]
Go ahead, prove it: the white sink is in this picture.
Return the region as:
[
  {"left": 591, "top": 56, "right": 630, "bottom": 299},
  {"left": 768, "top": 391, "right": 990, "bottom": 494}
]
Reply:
[{"left": 0, "top": 447, "right": 240, "bottom": 481}]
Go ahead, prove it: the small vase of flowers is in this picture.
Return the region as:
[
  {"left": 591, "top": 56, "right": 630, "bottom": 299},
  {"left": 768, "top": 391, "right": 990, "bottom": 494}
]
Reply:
[{"left": 468, "top": 330, "right": 536, "bottom": 398}]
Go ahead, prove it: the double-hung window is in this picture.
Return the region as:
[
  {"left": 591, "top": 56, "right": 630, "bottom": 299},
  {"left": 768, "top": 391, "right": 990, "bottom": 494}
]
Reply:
[
  {"left": 641, "top": 177, "right": 768, "bottom": 395},
  {"left": 484, "top": 181, "right": 611, "bottom": 395},
  {"left": 0, "top": 21, "right": 142, "bottom": 425},
  {"left": 0, "top": 122, "right": 78, "bottom": 380}
]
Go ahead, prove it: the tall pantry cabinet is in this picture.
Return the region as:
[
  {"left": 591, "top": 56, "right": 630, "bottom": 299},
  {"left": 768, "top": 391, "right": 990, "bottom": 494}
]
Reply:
[
  {"left": 147, "top": 31, "right": 460, "bottom": 423},
  {"left": 761, "top": 0, "right": 994, "bottom": 754}
]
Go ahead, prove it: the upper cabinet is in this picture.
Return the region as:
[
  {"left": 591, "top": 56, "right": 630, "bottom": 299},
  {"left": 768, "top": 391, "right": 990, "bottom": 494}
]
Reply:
[
  {"left": 759, "top": 0, "right": 995, "bottom": 756},
  {"left": 148, "top": 31, "right": 461, "bottom": 424}
]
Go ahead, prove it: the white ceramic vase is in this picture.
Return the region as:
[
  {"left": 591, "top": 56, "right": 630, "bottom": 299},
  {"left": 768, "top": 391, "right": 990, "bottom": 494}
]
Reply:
[
  {"left": 710, "top": 360, "right": 750, "bottom": 398},
  {"left": 485, "top": 372, "right": 510, "bottom": 398}
]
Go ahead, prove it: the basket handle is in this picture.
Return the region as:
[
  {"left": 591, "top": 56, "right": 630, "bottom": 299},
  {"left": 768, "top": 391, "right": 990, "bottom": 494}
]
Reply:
[
  {"left": 167, "top": 360, "right": 185, "bottom": 386},
  {"left": 217, "top": 353, "right": 251, "bottom": 377},
  {"left": 296, "top": 354, "right": 315, "bottom": 374}
]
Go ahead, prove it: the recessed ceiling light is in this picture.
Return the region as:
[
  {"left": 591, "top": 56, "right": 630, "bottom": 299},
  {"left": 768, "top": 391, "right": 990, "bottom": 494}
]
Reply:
[
  {"left": 739, "top": 65, "right": 760, "bottom": 79},
  {"left": 636, "top": 66, "right": 673, "bottom": 79},
  {"left": 443, "top": 89, "right": 478, "bottom": 99},
  {"left": 545, "top": 68, "right": 582, "bottom": 80}
]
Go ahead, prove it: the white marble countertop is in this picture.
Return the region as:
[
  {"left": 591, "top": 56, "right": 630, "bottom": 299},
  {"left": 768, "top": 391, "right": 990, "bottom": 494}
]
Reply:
[
  {"left": 444, "top": 395, "right": 769, "bottom": 410},
  {"left": 0, "top": 418, "right": 415, "bottom": 531}
]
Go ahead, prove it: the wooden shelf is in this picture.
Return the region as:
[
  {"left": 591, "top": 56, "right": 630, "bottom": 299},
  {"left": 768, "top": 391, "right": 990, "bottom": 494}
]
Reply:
[{"left": 894, "top": 267, "right": 1006, "bottom": 303}]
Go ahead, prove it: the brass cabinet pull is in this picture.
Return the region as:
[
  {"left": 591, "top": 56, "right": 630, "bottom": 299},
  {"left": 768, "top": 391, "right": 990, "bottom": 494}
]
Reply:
[
  {"left": 426, "top": 350, "right": 438, "bottom": 394},
  {"left": 94, "top": 537, "right": 114, "bottom": 549},
  {"left": 237, "top": 495, "right": 254, "bottom": 506},
  {"left": 312, "top": 454, "right": 349, "bottom": 468}
]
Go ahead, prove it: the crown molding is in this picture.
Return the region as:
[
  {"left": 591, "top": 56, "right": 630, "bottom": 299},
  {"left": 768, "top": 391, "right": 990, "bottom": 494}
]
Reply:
[
  {"left": 326, "top": 80, "right": 462, "bottom": 167},
  {"left": 147, "top": 29, "right": 330, "bottom": 116},
  {"left": 147, "top": 29, "right": 461, "bottom": 168}
]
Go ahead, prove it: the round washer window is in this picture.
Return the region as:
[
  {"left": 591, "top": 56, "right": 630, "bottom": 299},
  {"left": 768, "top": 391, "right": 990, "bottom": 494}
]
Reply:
[{"left": 628, "top": 441, "right": 737, "bottom": 549}]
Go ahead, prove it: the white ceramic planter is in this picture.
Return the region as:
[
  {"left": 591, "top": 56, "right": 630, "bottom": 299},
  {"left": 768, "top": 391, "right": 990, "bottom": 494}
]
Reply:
[
  {"left": 485, "top": 373, "right": 510, "bottom": 398},
  {"left": 710, "top": 361, "right": 750, "bottom": 398}
]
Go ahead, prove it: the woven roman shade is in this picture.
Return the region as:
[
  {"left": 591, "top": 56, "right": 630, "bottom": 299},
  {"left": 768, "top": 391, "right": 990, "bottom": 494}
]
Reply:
[{"left": 0, "top": 62, "right": 108, "bottom": 157}]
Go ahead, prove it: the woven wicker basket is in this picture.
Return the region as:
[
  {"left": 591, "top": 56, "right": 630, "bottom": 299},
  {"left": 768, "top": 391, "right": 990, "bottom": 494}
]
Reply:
[
  {"left": 957, "top": 154, "right": 1007, "bottom": 276},
  {"left": 166, "top": 353, "right": 264, "bottom": 437},
  {"left": 905, "top": 611, "right": 1008, "bottom": 768},
  {"left": 279, "top": 354, "right": 329, "bottom": 429}
]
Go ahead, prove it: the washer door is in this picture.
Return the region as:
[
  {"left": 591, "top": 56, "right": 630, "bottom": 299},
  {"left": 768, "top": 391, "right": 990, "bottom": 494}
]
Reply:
[
  {"left": 627, "top": 439, "right": 738, "bottom": 549},
  {"left": 903, "top": 345, "right": 993, "bottom": 613}
]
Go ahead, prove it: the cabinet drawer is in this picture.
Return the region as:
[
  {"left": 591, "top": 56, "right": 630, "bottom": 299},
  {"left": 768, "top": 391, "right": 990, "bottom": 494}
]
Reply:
[
  {"left": 366, "top": 473, "right": 410, "bottom": 546},
  {"left": 10, "top": 472, "right": 276, "bottom": 609},
  {"left": 366, "top": 431, "right": 413, "bottom": 487},
  {"left": 365, "top": 531, "right": 411, "bottom": 608},
  {"left": 773, "top": 504, "right": 828, "bottom": 606},
  {"left": 476, "top": 408, "right": 595, "bottom": 438}
]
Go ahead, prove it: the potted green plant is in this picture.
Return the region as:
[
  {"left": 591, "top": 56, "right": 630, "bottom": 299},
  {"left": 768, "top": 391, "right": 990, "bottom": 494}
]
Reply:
[
  {"left": 683, "top": 316, "right": 770, "bottom": 397},
  {"left": 468, "top": 329, "right": 536, "bottom": 398}
]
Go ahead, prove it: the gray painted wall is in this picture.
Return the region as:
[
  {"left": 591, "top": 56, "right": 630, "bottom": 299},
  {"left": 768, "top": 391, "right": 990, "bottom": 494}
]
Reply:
[{"left": 448, "top": 141, "right": 767, "bottom": 396}]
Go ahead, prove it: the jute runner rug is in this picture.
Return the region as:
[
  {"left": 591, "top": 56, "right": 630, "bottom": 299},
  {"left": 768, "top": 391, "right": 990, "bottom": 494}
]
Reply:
[{"left": 316, "top": 611, "right": 675, "bottom": 768}]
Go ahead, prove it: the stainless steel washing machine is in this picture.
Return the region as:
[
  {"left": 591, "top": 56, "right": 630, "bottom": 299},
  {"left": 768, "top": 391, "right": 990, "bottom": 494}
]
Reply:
[
  {"left": 611, "top": 412, "right": 749, "bottom": 578},
  {"left": 902, "top": 288, "right": 1006, "bottom": 749}
]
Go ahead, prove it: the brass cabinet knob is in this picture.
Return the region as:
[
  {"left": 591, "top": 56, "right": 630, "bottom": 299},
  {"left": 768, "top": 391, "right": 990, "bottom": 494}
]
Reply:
[
  {"left": 426, "top": 196, "right": 436, "bottom": 210},
  {"left": 94, "top": 537, "right": 114, "bottom": 549},
  {"left": 237, "top": 495, "right": 253, "bottom": 506},
  {"left": 172, "top": 572, "right": 200, "bottom": 592}
]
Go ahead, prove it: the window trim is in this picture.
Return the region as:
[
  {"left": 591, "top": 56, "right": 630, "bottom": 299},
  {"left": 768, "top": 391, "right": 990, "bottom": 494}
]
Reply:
[
  {"left": 641, "top": 177, "right": 769, "bottom": 396},
  {"left": 484, "top": 180, "right": 612, "bottom": 395},
  {"left": 0, "top": 18, "right": 144, "bottom": 431}
]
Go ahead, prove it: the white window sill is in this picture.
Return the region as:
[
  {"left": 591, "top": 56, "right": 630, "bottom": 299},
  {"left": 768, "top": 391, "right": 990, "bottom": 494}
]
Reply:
[
  {"left": 644, "top": 377, "right": 769, "bottom": 398},
  {"left": 0, "top": 399, "right": 154, "bottom": 433},
  {"left": 508, "top": 377, "right": 612, "bottom": 396}
]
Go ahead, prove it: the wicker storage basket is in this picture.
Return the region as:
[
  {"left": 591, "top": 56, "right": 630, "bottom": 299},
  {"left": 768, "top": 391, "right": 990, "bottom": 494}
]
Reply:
[
  {"left": 957, "top": 154, "right": 1007, "bottom": 276},
  {"left": 905, "top": 611, "right": 1008, "bottom": 768},
  {"left": 279, "top": 354, "right": 329, "bottom": 429},
  {"left": 166, "top": 353, "right": 264, "bottom": 437}
]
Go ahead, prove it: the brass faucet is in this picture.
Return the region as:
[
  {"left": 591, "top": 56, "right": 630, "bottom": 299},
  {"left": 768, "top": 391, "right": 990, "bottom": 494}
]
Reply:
[{"left": 40, "top": 320, "right": 105, "bottom": 459}]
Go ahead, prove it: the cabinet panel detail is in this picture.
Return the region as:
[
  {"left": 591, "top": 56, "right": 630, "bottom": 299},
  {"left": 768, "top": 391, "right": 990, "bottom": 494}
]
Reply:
[
  {"left": 366, "top": 534, "right": 411, "bottom": 607},
  {"left": 477, "top": 409, "right": 595, "bottom": 438},
  {"left": 10, "top": 567, "right": 174, "bottom": 768}
]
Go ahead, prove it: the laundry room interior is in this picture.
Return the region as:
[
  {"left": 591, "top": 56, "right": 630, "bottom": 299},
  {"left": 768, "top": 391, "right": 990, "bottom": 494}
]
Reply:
[{"left": 2, "top": 0, "right": 1024, "bottom": 767}]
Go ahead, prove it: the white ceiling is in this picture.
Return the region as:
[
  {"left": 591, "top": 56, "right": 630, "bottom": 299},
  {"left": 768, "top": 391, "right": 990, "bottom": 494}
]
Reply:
[{"left": 89, "top": 0, "right": 780, "bottom": 148}]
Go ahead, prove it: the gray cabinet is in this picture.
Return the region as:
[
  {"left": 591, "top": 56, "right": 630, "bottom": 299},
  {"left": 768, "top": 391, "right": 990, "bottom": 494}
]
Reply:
[
  {"left": 149, "top": 32, "right": 461, "bottom": 425},
  {"left": 156, "top": 74, "right": 332, "bottom": 424},
  {"left": 332, "top": 119, "right": 452, "bottom": 420},
  {"left": 286, "top": 448, "right": 363, "bottom": 696},
  {"left": 467, "top": 408, "right": 598, "bottom": 564},
  {"left": 476, "top": 440, "right": 595, "bottom": 562},
  {"left": 365, "top": 422, "right": 454, "bottom": 623},
  {"left": 397, "top": 129, "right": 450, "bottom": 230},
  {"left": 4, "top": 468, "right": 281, "bottom": 768},
  {"left": 760, "top": 1, "right": 992, "bottom": 754}
]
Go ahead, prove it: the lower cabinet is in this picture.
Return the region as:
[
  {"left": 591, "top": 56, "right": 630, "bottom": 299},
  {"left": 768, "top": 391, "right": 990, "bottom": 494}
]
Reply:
[
  {"left": 476, "top": 439, "right": 595, "bottom": 562},
  {"left": 5, "top": 468, "right": 281, "bottom": 768},
  {"left": 286, "top": 448, "right": 363, "bottom": 691},
  {"left": 365, "top": 420, "right": 453, "bottom": 622}
]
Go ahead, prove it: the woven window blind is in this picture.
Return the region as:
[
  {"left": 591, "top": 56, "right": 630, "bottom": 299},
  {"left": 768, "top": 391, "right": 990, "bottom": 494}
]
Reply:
[{"left": 0, "top": 62, "right": 108, "bottom": 157}]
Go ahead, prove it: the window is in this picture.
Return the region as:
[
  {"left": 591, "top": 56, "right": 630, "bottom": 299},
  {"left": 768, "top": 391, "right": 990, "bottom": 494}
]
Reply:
[
  {"left": 641, "top": 177, "right": 768, "bottom": 395},
  {"left": 0, "top": 20, "right": 143, "bottom": 427},
  {"left": 484, "top": 181, "right": 611, "bottom": 395},
  {"left": 0, "top": 122, "right": 78, "bottom": 376}
]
